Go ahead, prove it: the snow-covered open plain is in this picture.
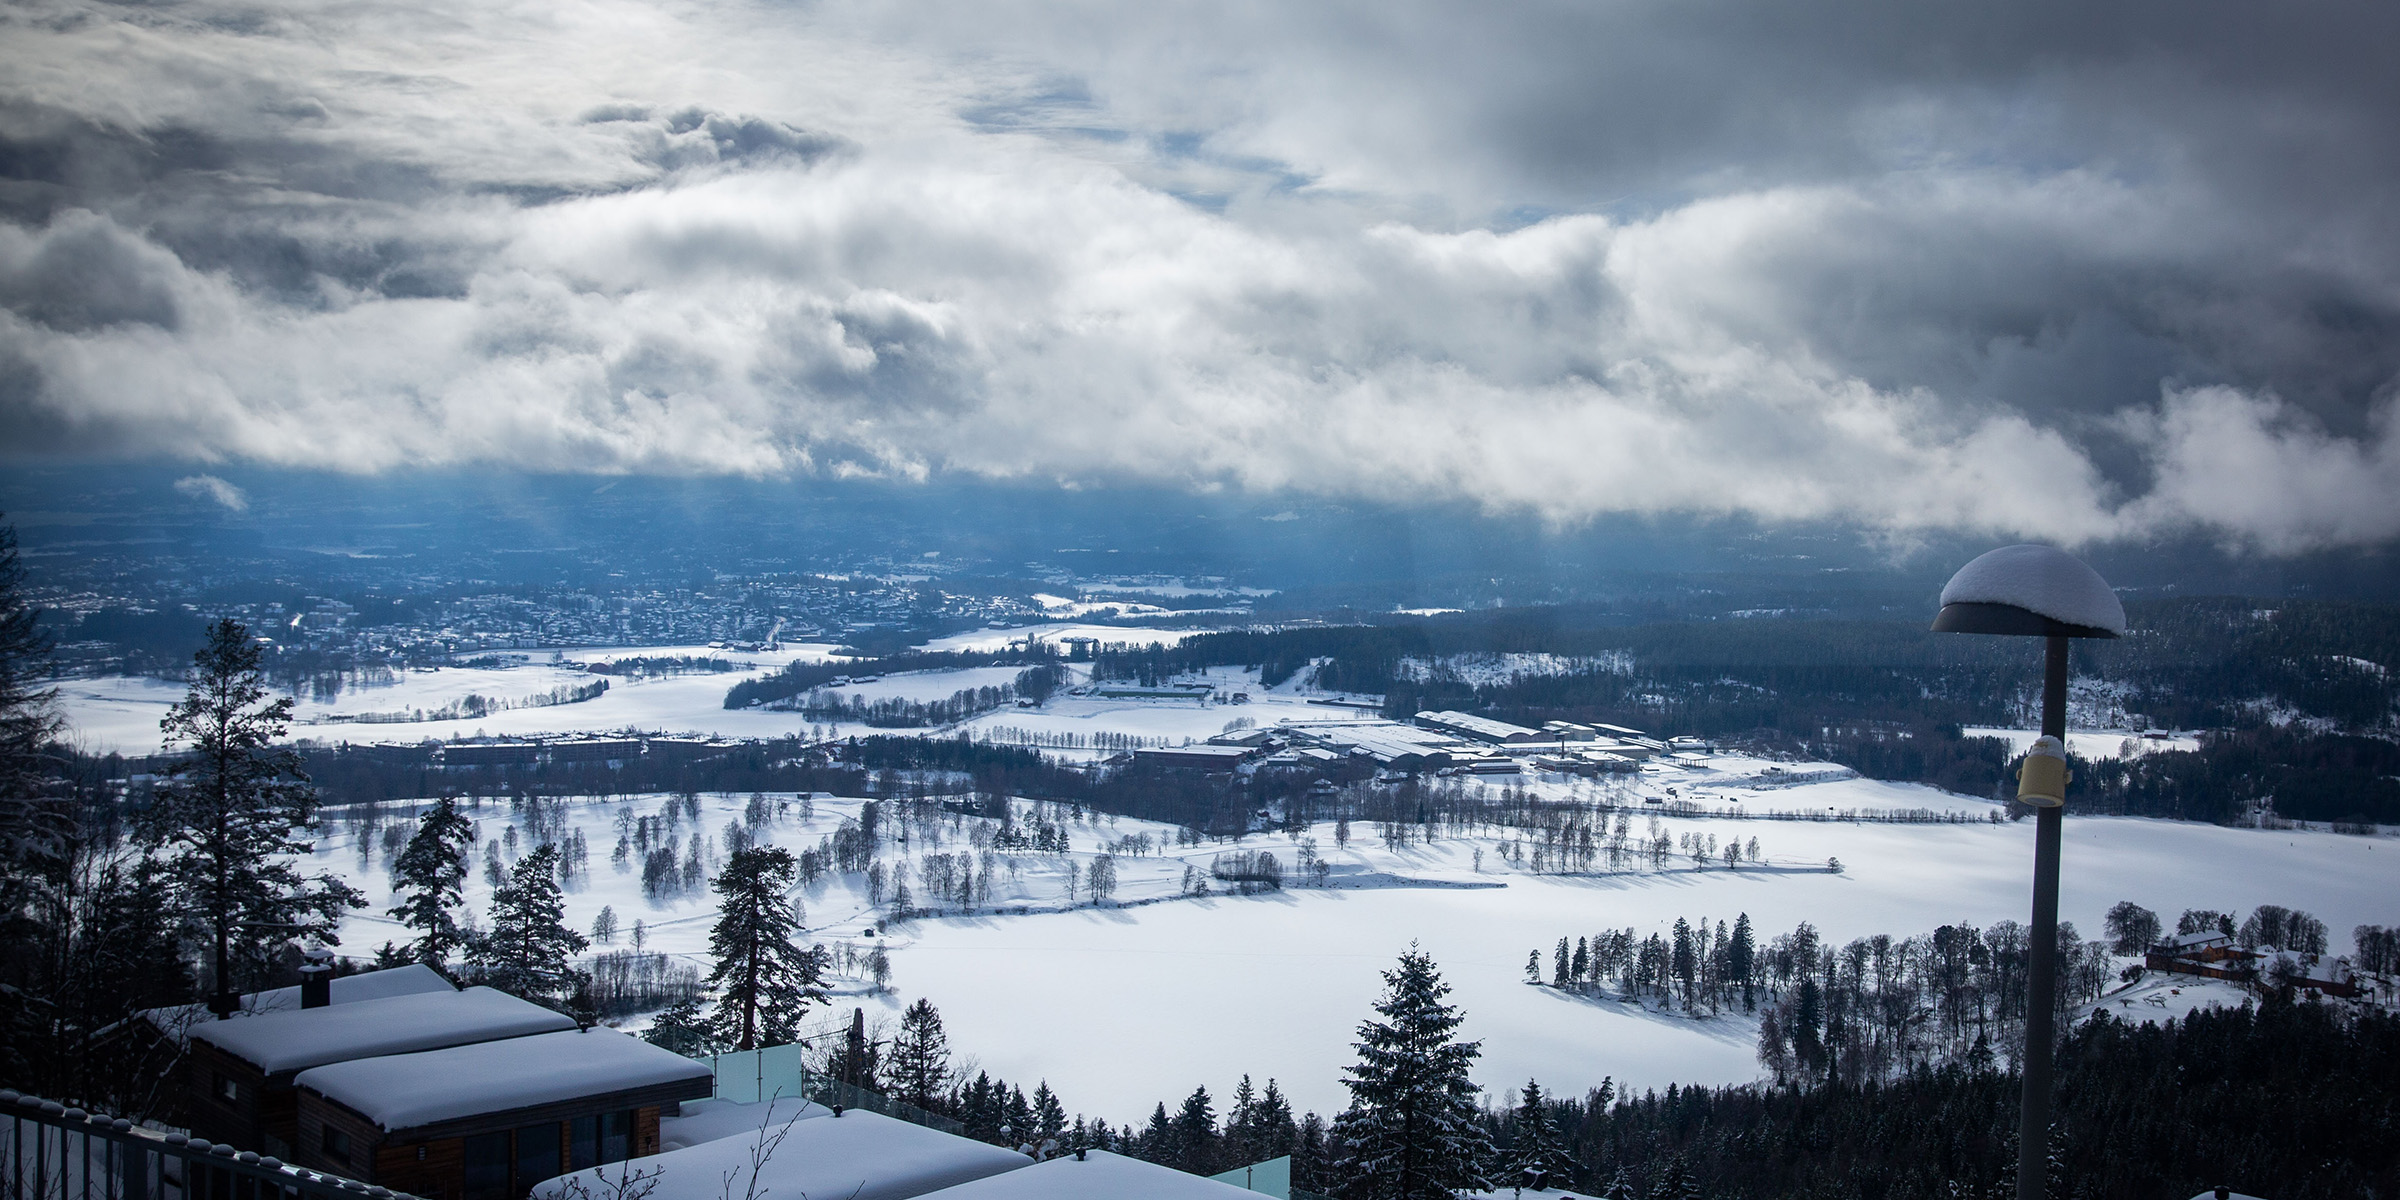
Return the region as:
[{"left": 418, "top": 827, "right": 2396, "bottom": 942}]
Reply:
[
  {"left": 56, "top": 641, "right": 2394, "bottom": 1125},
  {"left": 56, "top": 632, "right": 1250, "bottom": 756},
  {"left": 303, "top": 778, "right": 2400, "bottom": 1124}
]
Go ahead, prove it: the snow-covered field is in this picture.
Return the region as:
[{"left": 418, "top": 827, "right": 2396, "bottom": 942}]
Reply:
[
  {"left": 305, "top": 779, "right": 2400, "bottom": 1125},
  {"left": 1962, "top": 727, "right": 2202, "bottom": 760},
  {"left": 55, "top": 638, "right": 2397, "bottom": 1126},
  {"left": 57, "top": 663, "right": 835, "bottom": 756}
]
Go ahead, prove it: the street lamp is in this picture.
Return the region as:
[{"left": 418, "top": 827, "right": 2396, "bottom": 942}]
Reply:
[{"left": 1932, "top": 544, "right": 2123, "bottom": 1200}]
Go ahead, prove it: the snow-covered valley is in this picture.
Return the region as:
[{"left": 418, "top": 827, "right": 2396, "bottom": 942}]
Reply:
[
  {"left": 300, "top": 780, "right": 2400, "bottom": 1122},
  {"left": 55, "top": 646, "right": 2400, "bottom": 1125}
]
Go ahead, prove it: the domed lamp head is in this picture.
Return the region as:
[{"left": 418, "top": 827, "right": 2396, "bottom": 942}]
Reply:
[{"left": 1931, "top": 544, "right": 2125, "bottom": 640}]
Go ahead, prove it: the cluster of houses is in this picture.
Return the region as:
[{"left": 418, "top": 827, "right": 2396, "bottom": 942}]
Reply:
[
  {"left": 2144, "top": 931, "right": 2364, "bottom": 998},
  {"left": 338, "top": 736, "right": 741, "bottom": 769},
  {"left": 148, "top": 964, "right": 1284, "bottom": 1200},
  {"left": 1122, "top": 710, "right": 1706, "bottom": 781}
]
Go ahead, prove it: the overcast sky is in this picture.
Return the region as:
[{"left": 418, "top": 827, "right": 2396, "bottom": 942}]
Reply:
[{"left": 1, "top": 0, "right": 2395, "bottom": 551}]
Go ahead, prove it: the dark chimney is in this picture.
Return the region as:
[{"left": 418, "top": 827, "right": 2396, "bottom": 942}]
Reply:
[{"left": 299, "top": 947, "right": 334, "bottom": 1009}]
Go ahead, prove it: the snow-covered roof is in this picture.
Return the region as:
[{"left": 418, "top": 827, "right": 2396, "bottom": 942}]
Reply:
[
  {"left": 297, "top": 1026, "right": 713, "bottom": 1132},
  {"left": 192, "top": 985, "right": 574, "bottom": 1076},
  {"left": 2263, "top": 950, "right": 2353, "bottom": 984},
  {"left": 913, "top": 1150, "right": 1256, "bottom": 1200},
  {"left": 659, "top": 1096, "right": 828, "bottom": 1152},
  {"left": 1938, "top": 545, "right": 2126, "bottom": 635},
  {"left": 534, "top": 1107, "right": 1028, "bottom": 1200},
  {"left": 1417, "top": 711, "right": 1545, "bottom": 743},
  {"left": 145, "top": 963, "right": 456, "bottom": 1032}
]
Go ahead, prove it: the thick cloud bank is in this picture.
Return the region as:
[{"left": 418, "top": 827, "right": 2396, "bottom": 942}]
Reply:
[{"left": 1, "top": 0, "right": 2395, "bottom": 550}]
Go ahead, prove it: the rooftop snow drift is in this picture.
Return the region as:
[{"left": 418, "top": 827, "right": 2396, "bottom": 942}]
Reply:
[
  {"left": 192, "top": 985, "right": 574, "bottom": 1076},
  {"left": 297, "top": 1026, "right": 713, "bottom": 1132},
  {"left": 535, "top": 1107, "right": 1028, "bottom": 1200},
  {"left": 913, "top": 1149, "right": 1259, "bottom": 1200}
]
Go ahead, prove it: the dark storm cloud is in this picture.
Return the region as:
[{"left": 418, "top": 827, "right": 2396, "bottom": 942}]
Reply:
[{"left": 0, "top": 0, "right": 2392, "bottom": 548}]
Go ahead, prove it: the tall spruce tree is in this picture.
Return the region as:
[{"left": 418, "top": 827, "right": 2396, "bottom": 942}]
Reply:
[
  {"left": 1173, "top": 1084, "right": 1218, "bottom": 1174},
  {"left": 152, "top": 618, "right": 362, "bottom": 1007},
  {"left": 472, "top": 843, "right": 587, "bottom": 1005},
  {"left": 703, "top": 845, "right": 828, "bottom": 1049},
  {"left": 0, "top": 514, "right": 67, "bottom": 1088},
  {"left": 1138, "top": 1103, "right": 1175, "bottom": 1163},
  {"left": 890, "top": 997, "right": 953, "bottom": 1111},
  {"left": 1331, "top": 947, "right": 1495, "bottom": 1200},
  {"left": 1729, "top": 912, "right": 1757, "bottom": 1011},
  {"left": 1254, "top": 1079, "right": 1297, "bottom": 1160},
  {"left": 1033, "top": 1082, "right": 1067, "bottom": 1143},
  {"left": 389, "top": 796, "right": 476, "bottom": 969},
  {"left": 1504, "top": 1079, "right": 1578, "bottom": 1189},
  {"left": 1226, "top": 1075, "right": 1262, "bottom": 1164},
  {"left": 0, "top": 516, "right": 67, "bottom": 907}
]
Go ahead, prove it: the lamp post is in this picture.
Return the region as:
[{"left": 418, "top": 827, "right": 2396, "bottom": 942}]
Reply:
[{"left": 1931, "top": 545, "right": 2123, "bottom": 1200}]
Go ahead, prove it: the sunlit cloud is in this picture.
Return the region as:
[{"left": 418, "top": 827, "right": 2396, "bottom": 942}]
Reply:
[{"left": 0, "top": 0, "right": 2393, "bottom": 552}]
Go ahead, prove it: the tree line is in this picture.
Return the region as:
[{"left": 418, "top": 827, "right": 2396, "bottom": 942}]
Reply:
[
  {"left": 722, "top": 649, "right": 1063, "bottom": 710},
  {"left": 1490, "top": 994, "right": 2398, "bottom": 1200}
]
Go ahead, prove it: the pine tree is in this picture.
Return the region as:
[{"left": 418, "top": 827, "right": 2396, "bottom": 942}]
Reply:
[
  {"left": 960, "top": 1071, "right": 999, "bottom": 1141},
  {"left": 0, "top": 515, "right": 67, "bottom": 907},
  {"left": 1295, "top": 1112, "right": 1331, "bottom": 1195},
  {"left": 1138, "top": 1102, "right": 1176, "bottom": 1163},
  {"left": 642, "top": 998, "right": 717, "bottom": 1056},
  {"left": 703, "top": 846, "right": 828, "bottom": 1049},
  {"left": 1331, "top": 946, "right": 1495, "bottom": 1200},
  {"left": 1174, "top": 1085, "right": 1218, "bottom": 1174},
  {"left": 890, "top": 997, "right": 953, "bottom": 1111},
  {"left": 1504, "top": 1079, "right": 1579, "bottom": 1190},
  {"left": 1004, "top": 1085, "right": 1035, "bottom": 1147},
  {"left": 1033, "top": 1081, "right": 1067, "bottom": 1143},
  {"left": 151, "top": 618, "right": 363, "bottom": 1007},
  {"left": 1730, "top": 912, "right": 1757, "bottom": 1011},
  {"left": 472, "top": 843, "right": 588, "bottom": 1005},
  {"left": 1255, "top": 1079, "right": 1297, "bottom": 1159},
  {"left": 1601, "top": 1165, "right": 1637, "bottom": 1200},
  {"left": 1651, "top": 1155, "right": 1700, "bottom": 1200},
  {"left": 0, "top": 515, "right": 71, "bottom": 1091},
  {"left": 1226, "top": 1075, "right": 1261, "bottom": 1164},
  {"left": 389, "top": 796, "right": 476, "bottom": 969}
]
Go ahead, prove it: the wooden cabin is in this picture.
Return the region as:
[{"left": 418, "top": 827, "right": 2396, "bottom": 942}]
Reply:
[
  {"left": 185, "top": 984, "right": 575, "bottom": 1157},
  {"left": 293, "top": 1026, "right": 715, "bottom": 1200}
]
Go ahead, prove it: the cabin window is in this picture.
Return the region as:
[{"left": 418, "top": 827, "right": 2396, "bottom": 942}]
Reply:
[
  {"left": 320, "top": 1125, "right": 353, "bottom": 1165},
  {"left": 599, "top": 1111, "right": 633, "bottom": 1163},
  {"left": 216, "top": 1075, "right": 238, "bottom": 1103},
  {"left": 462, "top": 1132, "right": 510, "bottom": 1200},
  {"left": 515, "top": 1122, "right": 561, "bottom": 1195},
  {"left": 568, "top": 1116, "right": 598, "bottom": 1171}
]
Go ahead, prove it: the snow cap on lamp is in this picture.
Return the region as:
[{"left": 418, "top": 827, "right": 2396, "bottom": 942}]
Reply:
[{"left": 1932, "top": 544, "right": 2124, "bottom": 639}]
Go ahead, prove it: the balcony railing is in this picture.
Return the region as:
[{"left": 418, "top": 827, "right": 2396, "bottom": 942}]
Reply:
[{"left": 1, "top": 1089, "right": 421, "bottom": 1200}]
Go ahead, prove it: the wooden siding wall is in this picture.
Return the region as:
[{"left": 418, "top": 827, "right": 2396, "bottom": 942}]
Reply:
[
  {"left": 182, "top": 1041, "right": 267, "bottom": 1150},
  {"left": 295, "top": 1093, "right": 676, "bottom": 1200},
  {"left": 636, "top": 1106, "right": 662, "bottom": 1159},
  {"left": 374, "top": 1136, "right": 467, "bottom": 1200},
  {"left": 295, "top": 1091, "right": 393, "bottom": 1182}
]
